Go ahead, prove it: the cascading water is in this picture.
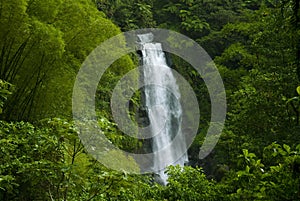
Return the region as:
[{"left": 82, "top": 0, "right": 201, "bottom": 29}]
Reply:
[{"left": 137, "top": 33, "right": 188, "bottom": 184}]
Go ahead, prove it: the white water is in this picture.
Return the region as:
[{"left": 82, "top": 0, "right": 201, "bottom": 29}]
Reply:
[{"left": 138, "top": 33, "right": 188, "bottom": 184}]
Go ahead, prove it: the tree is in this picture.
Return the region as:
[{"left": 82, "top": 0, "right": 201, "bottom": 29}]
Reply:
[
  {"left": 95, "top": 0, "right": 156, "bottom": 30},
  {"left": 0, "top": 0, "right": 129, "bottom": 121}
]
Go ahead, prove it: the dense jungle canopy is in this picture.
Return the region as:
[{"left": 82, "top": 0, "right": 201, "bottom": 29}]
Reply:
[{"left": 0, "top": 0, "right": 300, "bottom": 200}]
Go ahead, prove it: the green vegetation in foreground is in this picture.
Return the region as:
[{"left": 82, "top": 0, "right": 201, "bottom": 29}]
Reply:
[{"left": 1, "top": 0, "right": 300, "bottom": 200}]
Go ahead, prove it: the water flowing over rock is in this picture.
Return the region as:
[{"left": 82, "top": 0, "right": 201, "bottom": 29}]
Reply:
[{"left": 137, "top": 33, "right": 188, "bottom": 184}]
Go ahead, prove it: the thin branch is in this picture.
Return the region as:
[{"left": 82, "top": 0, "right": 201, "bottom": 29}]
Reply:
[{"left": 49, "top": 188, "right": 55, "bottom": 201}]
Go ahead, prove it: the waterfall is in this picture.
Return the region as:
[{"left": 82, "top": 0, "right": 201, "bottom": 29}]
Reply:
[{"left": 137, "top": 33, "right": 188, "bottom": 184}]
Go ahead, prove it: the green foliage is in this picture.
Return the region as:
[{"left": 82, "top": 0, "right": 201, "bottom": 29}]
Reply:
[
  {"left": 297, "top": 86, "right": 300, "bottom": 95},
  {"left": 286, "top": 86, "right": 300, "bottom": 125},
  {"left": 95, "top": 0, "right": 156, "bottom": 30},
  {"left": 0, "top": 80, "right": 13, "bottom": 114},
  {"left": 0, "top": 120, "right": 64, "bottom": 200},
  {"left": 154, "top": 0, "right": 210, "bottom": 37},
  {"left": 1, "top": 0, "right": 300, "bottom": 200},
  {"left": 0, "top": 0, "right": 126, "bottom": 121},
  {"left": 210, "top": 1, "right": 300, "bottom": 166},
  {"left": 215, "top": 43, "right": 256, "bottom": 70},
  {"left": 222, "top": 144, "right": 300, "bottom": 201},
  {"left": 0, "top": 118, "right": 151, "bottom": 200},
  {"left": 163, "top": 166, "right": 218, "bottom": 201}
]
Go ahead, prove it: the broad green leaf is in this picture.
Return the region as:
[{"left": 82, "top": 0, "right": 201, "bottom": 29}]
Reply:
[{"left": 283, "top": 144, "right": 291, "bottom": 154}]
